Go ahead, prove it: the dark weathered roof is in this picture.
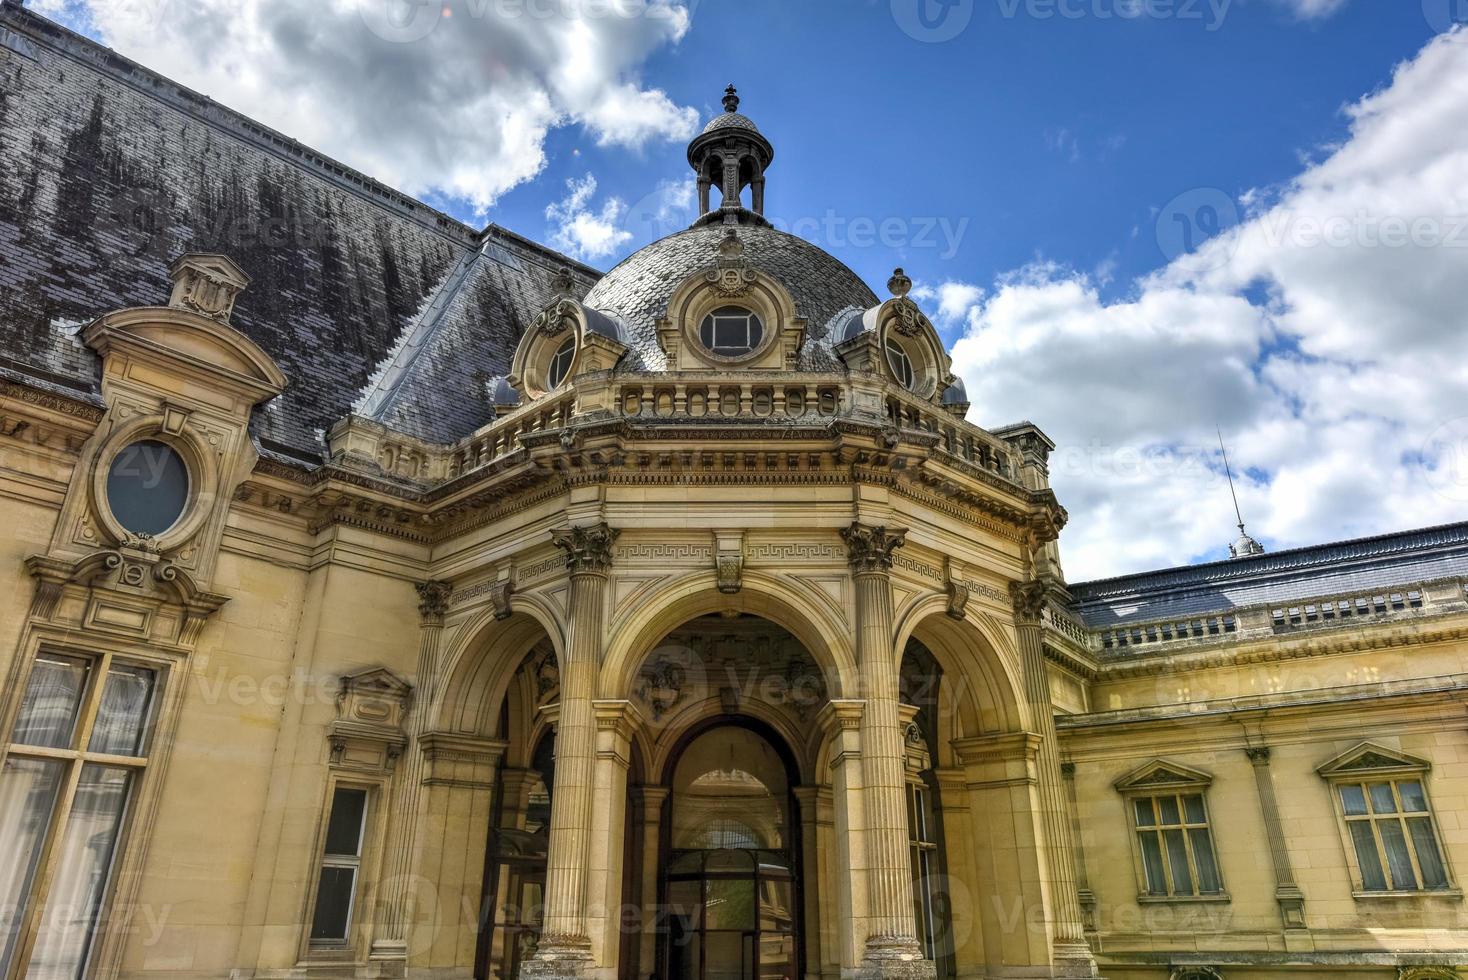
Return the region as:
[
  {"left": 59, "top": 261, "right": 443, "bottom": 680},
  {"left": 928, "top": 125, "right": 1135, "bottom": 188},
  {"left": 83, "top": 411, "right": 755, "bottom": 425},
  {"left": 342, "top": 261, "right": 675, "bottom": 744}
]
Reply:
[
  {"left": 0, "top": 1, "right": 596, "bottom": 462},
  {"left": 702, "top": 111, "right": 761, "bottom": 135},
  {"left": 582, "top": 223, "right": 878, "bottom": 372},
  {"left": 1068, "top": 521, "right": 1468, "bottom": 628}
]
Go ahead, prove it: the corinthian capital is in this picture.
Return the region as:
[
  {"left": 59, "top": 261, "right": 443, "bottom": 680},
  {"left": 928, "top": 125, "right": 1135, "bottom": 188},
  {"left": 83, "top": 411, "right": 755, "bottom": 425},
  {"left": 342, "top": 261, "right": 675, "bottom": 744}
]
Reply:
[
  {"left": 1008, "top": 580, "right": 1049, "bottom": 624},
  {"left": 840, "top": 522, "right": 907, "bottom": 575},
  {"left": 415, "top": 580, "right": 453, "bottom": 624},
  {"left": 551, "top": 523, "right": 620, "bottom": 575}
]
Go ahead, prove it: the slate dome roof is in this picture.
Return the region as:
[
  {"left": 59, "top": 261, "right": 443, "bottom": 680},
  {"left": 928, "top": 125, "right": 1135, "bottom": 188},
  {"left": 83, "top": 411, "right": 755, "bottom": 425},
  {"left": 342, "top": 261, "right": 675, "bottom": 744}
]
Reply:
[
  {"left": 702, "top": 111, "right": 762, "bottom": 135},
  {"left": 581, "top": 223, "right": 880, "bottom": 372}
]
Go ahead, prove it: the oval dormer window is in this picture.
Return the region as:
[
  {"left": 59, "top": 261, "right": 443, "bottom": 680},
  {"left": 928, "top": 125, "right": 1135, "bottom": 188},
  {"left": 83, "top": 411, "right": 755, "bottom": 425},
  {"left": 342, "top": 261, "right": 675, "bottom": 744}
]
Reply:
[
  {"left": 886, "top": 337, "right": 916, "bottom": 391},
  {"left": 546, "top": 336, "right": 576, "bottom": 390},
  {"left": 105, "top": 439, "right": 190, "bottom": 537},
  {"left": 699, "top": 306, "right": 764, "bottom": 358}
]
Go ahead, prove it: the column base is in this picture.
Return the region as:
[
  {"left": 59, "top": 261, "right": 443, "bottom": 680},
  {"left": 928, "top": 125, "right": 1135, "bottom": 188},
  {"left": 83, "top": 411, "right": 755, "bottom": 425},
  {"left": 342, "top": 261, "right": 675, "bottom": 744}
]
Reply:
[
  {"left": 1052, "top": 940, "right": 1100, "bottom": 978},
  {"left": 852, "top": 936, "right": 936, "bottom": 978},
  {"left": 518, "top": 934, "right": 593, "bottom": 980}
]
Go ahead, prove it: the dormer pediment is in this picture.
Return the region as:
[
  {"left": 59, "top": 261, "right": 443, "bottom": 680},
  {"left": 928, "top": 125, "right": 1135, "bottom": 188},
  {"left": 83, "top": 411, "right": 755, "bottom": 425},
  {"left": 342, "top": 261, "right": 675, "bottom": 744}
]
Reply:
[
  {"left": 1317, "top": 741, "right": 1431, "bottom": 777},
  {"left": 1114, "top": 759, "right": 1214, "bottom": 792}
]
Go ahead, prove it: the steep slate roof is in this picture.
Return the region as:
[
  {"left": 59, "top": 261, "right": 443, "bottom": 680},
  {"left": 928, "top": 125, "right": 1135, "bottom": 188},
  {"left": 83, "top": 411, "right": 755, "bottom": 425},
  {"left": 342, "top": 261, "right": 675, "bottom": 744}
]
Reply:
[
  {"left": 1068, "top": 521, "right": 1468, "bottom": 628},
  {"left": 582, "top": 223, "right": 879, "bottom": 372},
  {"left": 0, "top": 1, "right": 597, "bottom": 463}
]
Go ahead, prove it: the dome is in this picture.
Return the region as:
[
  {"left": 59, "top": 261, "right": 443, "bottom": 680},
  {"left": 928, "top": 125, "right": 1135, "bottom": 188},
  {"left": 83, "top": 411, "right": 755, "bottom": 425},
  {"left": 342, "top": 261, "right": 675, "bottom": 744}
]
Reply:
[
  {"left": 581, "top": 223, "right": 880, "bottom": 372},
  {"left": 702, "top": 111, "right": 761, "bottom": 136},
  {"left": 941, "top": 376, "right": 969, "bottom": 406},
  {"left": 488, "top": 376, "right": 519, "bottom": 407}
]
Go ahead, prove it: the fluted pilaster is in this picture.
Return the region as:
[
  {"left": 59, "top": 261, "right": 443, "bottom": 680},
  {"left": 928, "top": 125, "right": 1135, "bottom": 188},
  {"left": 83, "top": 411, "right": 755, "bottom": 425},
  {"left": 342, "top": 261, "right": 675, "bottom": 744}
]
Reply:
[
  {"left": 524, "top": 524, "right": 618, "bottom": 979},
  {"left": 1010, "top": 581, "right": 1097, "bottom": 977},
  {"left": 843, "top": 523, "right": 934, "bottom": 978},
  {"left": 370, "top": 580, "right": 451, "bottom": 964}
]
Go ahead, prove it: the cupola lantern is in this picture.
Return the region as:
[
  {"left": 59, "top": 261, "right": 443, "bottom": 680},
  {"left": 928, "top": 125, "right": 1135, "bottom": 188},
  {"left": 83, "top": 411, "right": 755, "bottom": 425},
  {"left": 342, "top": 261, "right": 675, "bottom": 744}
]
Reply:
[{"left": 687, "top": 84, "right": 775, "bottom": 227}]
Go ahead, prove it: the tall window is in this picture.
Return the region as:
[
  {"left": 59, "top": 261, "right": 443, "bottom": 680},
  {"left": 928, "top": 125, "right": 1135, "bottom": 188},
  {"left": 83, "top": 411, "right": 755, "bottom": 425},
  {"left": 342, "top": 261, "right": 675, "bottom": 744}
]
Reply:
[
  {"left": 908, "top": 782, "right": 940, "bottom": 959},
  {"left": 310, "top": 787, "right": 369, "bottom": 945},
  {"left": 1, "top": 652, "right": 157, "bottom": 980},
  {"left": 1130, "top": 792, "right": 1224, "bottom": 898},
  {"left": 698, "top": 307, "right": 764, "bottom": 358},
  {"left": 1336, "top": 778, "right": 1449, "bottom": 892}
]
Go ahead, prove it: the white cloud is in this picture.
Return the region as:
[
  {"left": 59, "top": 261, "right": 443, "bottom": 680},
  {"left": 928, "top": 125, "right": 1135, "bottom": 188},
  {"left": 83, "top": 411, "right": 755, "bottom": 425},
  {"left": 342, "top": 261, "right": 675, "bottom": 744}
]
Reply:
[
  {"left": 40, "top": 0, "right": 699, "bottom": 213},
  {"left": 546, "top": 173, "right": 633, "bottom": 260},
  {"left": 1273, "top": 0, "right": 1350, "bottom": 19},
  {"left": 946, "top": 31, "right": 1468, "bottom": 580}
]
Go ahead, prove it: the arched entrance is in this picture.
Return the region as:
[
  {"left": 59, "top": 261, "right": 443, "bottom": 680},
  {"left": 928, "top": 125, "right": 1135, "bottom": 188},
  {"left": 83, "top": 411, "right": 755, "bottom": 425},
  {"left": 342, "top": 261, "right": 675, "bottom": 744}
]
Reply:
[{"left": 661, "top": 721, "right": 802, "bottom": 980}]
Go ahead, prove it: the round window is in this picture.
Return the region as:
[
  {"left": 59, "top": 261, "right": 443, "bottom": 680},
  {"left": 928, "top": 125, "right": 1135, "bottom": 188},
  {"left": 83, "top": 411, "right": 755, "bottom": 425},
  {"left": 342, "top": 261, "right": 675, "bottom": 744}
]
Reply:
[
  {"left": 105, "top": 439, "right": 190, "bottom": 537},
  {"left": 698, "top": 307, "right": 764, "bottom": 358},
  {"left": 546, "top": 337, "right": 576, "bottom": 390},
  {"left": 886, "top": 337, "right": 916, "bottom": 390}
]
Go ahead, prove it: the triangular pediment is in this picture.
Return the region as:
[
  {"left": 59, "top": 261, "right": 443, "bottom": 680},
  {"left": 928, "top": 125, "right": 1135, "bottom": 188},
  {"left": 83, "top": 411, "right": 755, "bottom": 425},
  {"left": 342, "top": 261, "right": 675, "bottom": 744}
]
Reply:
[
  {"left": 1115, "top": 759, "right": 1213, "bottom": 792},
  {"left": 1317, "top": 741, "right": 1430, "bottom": 777},
  {"left": 340, "top": 666, "right": 412, "bottom": 699}
]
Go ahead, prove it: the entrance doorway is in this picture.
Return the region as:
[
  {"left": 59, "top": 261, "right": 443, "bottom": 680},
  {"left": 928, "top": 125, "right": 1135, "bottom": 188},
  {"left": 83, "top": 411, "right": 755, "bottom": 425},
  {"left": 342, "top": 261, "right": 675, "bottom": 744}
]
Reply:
[{"left": 663, "top": 724, "right": 801, "bottom": 980}]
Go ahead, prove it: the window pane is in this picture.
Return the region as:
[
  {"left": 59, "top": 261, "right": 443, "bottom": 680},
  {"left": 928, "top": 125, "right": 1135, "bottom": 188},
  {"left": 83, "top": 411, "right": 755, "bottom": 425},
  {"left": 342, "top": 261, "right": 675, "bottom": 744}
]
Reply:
[
  {"left": 1164, "top": 829, "right": 1194, "bottom": 895},
  {"left": 323, "top": 788, "right": 367, "bottom": 857},
  {"left": 1378, "top": 820, "right": 1418, "bottom": 890},
  {"left": 0, "top": 758, "right": 66, "bottom": 978},
  {"left": 26, "top": 766, "right": 132, "bottom": 980},
  {"left": 758, "top": 932, "right": 795, "bottom": 979},
  {"left": 1138, "top": 832, "right": 1167, "bottom": 895},
  {"left": 703, "top": 931, "right": 747, "bottom": 980},
  {"left": 1399, "top": 781, "right": 1429, "bottom": 813},
  {"left": 309, "top": 866, "right": 357, "bottom": 941},
  {"left": 1183, "top": 795, "right": 1207, "bottom": 824},
  {"left": 1408, "top": 817, "right": 1450, "bottom": 889},
  {"left": 1134, "top": 798, "right": 1156, "bottom": 827},
  {"left": 1349, "top": 821, "right": 1388, "bottom": 891},
  {"left": 705, "top": 879, "right": 755, "bottom": 930},
  {"left": 759, "top": 879, "right": 794, "bottom": 933},
  {"left": 1157, "top": 795, "right": 1182, "bottom": 826},
  {"left": 1368, "top": 782, "right": 1397, "bottom": 814},
  {"left": 88, "top": 665, "right": 157, "bottom": 757},
  {"left": 1189, "top": 828, "right": 1222, "bottom": 893},
  {"left": 106, "top": 440, "right": 190, "bottom": 537},
  {"left": 1340, "top": 784, "right": 1368, "bottom": 816},
  {"left": 667, "top": 879, "right": 702, "bottom": 930},
  {"left": 12, "top": 655, "right": 90, "bottom": 749}
]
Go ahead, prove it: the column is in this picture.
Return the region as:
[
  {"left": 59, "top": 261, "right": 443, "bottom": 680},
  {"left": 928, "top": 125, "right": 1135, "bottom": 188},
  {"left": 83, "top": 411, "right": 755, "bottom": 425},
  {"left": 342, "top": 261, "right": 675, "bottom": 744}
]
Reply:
[
  {"left": 636, "top": 786, "right": 668, "bottom": 978},
  {"left": 524, "top": 524, "right": 619, "bottom": 979},
  {"left": 586, "top": 699, "right": 643, "bottom": 971},
  {"left": 1060, "top": 762, "right": 1098, "bottom": 932},
  {"left": 371, "top": 580, "right": 453, "bottom": 967},
  {"left": 1009, "top": 580, "right": 1097, "bottom": 978},
  {"left": 1246, "top": 746, "right": 1310, "bottom": 937},
  {"left": 841, "top": 523, "right": 934, "bottom": 978}
]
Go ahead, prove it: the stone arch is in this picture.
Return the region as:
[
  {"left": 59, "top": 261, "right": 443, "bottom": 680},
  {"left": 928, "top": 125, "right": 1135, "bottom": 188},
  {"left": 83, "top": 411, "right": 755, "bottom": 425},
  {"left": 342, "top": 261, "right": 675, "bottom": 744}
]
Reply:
[
  {"left": 645, "top": 692, "right": 817, "bottom": 787},
  {"left": 432, "top": 594, "right": 566, "bottom": 738},
  {"left": 891, "top": 595, "right": 1029, "bottom": 738},
  {"left": 599, "top": 568, "right": 858, "bottom": 703}
]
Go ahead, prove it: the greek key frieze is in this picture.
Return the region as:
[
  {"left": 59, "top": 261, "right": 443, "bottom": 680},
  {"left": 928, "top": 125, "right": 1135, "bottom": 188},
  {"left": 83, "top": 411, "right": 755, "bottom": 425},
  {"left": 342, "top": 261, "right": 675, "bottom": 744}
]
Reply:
[
  {"left": 746, "top": 543, "right": 844, "bottom": 563},
  {"left": 616, "top": 543, "right": 713, "bottom": 561},
  {"left": 516, "top": 557, "right": 564, "bottom": 585},
  {"left": 892, "top": 553, "right": 943, "bottom": 581}
]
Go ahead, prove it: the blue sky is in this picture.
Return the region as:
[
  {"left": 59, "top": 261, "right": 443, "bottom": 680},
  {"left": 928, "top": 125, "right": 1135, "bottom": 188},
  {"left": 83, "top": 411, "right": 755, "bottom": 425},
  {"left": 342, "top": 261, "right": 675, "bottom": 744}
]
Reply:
[{"left": 29, "top": 0, "right": 1468, "bottom": 578}]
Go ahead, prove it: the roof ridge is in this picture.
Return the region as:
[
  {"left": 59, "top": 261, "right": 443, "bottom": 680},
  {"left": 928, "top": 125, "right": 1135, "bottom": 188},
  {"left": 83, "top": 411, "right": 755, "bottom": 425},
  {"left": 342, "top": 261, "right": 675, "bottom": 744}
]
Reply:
[{"left": 1071, "top": 520, "right": 1468, "bottom": 600}]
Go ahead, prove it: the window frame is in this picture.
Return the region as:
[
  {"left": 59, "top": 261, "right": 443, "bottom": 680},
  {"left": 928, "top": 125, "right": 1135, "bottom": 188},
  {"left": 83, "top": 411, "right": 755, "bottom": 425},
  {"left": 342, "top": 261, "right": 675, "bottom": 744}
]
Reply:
[
  {"left": 300, "top": 776, "right": 385, "bottom": 961},
  {"left": 885, "top": 335, "right": 916, "bottom": 391},
  {"left": 696, "top": 305, "right": 766, "bottom": 360},
  {"left": 544, "top": 336, "right": 577, "bottom": 391},
  {"left": 1114, "top": 761, "right": 1229, "bottom": 905},
  {"left": 0, "top": 646, "right": 166, "bottom": 980},
  {"left": 1318, "top": 744, "right": 1457, "bottom": 898}
]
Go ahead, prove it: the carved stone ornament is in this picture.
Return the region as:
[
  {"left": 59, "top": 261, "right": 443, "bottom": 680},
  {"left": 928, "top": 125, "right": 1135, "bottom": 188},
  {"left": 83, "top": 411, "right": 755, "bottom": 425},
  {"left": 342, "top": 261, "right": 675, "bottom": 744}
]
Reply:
[
  {"left": 887, "top": 267, "right": 913, "bottom": 299},
  {"left": 705, "top": 227, "right": 757, "bottom": 298},
  {"left": 635, "top": 654, "right": 686, "bottom": 720},
  {"left": 840, "top": 522, "right": 907, "bottom": 575},
  {"left": 533, "top": 298, "right": 579, "bottom": 337},
  {"left": 530, "top": 647, "right": 560, "bottom": 704},
  {"left": 330, "top": 667, "right": 412, "bottom": 773},
  {"left": 1169, "top": 969, "right": 1224, "bottom": 980},
  {"left": 551, "top": 265, "right": 578, "bottom": 297},
  {"left": 1399, "top": 968, "right": 1461, "bottom": 980},
  {"left": 168, "top": 253, "right": 250, "bottom": 322},
  {"left": 489, "top": 578, "right": 515, "bottom": 620},
  {"left": 945, "top": 579, "right": 970, "bottom": 620},
  {"left": 1008, "top": 580, "right": 1049, "bottom": 624},
  {"left": 890, "top": 297, "right": 933, "bottom": 338},
  {"left": 717, "top": 553, "right": 743, "bottom": 595},
  {"left": 26, "top": 550, "right": 228, "bottom": 648},
  {"left": 551, "top": 523, "right": 620, "bottom": 575},
  {"left": 415, "top": 580, "right": 453, "bottom": 623}
]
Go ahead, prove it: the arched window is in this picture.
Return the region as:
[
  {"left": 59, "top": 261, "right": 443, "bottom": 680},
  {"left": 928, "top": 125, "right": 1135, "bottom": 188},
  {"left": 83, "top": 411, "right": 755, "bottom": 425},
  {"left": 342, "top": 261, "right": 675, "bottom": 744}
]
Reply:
[
  {"left": 886, "top": 336, "right": 916, "bottom": 390},
  {"left": 698, "top": 306, "right": 764, "bottom": 358},
  {"left": 546, "top": 337, "right": 576, "bottom": 390}
]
